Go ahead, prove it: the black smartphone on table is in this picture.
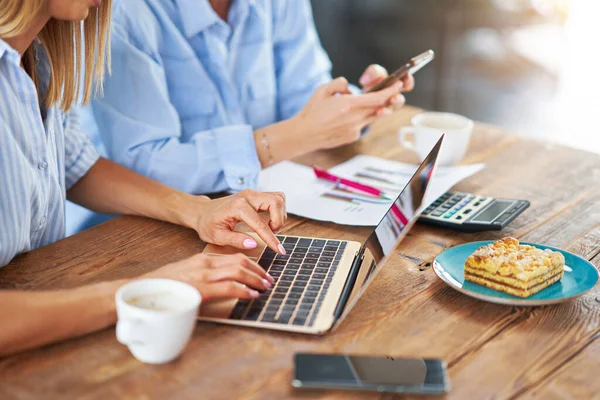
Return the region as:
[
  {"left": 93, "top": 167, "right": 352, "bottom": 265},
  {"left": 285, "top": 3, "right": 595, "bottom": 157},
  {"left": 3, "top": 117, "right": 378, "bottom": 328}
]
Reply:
[
  {"left": 293, "top": 353, "right": 449, "bottom": 395},
  {"left": 367, "top": 49, "right": 435, "bottom": 93}
]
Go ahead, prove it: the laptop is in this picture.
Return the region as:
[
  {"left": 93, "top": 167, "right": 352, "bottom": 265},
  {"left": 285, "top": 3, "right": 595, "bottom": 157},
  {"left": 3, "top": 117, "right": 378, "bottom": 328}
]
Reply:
[{"left": 199, "top": 135, "right": 443, "bottom": 334}]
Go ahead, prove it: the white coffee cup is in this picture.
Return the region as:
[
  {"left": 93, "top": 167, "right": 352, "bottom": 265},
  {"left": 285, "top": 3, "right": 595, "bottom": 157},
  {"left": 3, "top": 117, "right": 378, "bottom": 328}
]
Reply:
[
  {"left": 398, "top": 112, "right": 473, "bottom": 166},
  {"left": 115, "top": 279, "right": 201, "bottom": 364}
]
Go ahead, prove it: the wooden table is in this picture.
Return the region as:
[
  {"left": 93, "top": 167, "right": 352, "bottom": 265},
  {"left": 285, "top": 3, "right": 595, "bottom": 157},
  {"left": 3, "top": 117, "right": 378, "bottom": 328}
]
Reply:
[{"left": 1, "top": 106, "right": 600, "bottom": 400}]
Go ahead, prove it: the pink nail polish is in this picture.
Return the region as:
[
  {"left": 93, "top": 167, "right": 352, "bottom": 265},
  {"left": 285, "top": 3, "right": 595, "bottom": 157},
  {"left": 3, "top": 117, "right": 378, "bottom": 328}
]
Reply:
[
  {"left": 262, "top": 279, "right": 272, "bottom": 289},
  {"left": 243, "top": 238, "right": 257, "bottom": 249},
  {"left": 396, "top": 81, "right": 404, "bottom": 90},
  {"left": 277, "top": 244, "right": 287, "bottom": 255},
  {"left": 266, "top": 274, "right": 275, "bottom": 284},
  {"left": 249, "top": 289, "right": 260, "bottom": 298}
]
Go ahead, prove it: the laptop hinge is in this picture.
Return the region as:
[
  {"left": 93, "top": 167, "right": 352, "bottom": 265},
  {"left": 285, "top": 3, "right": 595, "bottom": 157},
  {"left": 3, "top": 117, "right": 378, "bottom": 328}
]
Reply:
[{"left": 333, "top": 249, "right": 364, "bottom": 322}]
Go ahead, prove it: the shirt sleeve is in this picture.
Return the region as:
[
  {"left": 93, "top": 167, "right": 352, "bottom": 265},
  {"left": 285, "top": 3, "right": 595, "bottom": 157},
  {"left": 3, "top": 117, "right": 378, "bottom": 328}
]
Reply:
[
  {"left": 272, "top": 0, "right": 333, "bottom": 120},
  {"left": 89, "top": 19, "right": 260, "bottom": 195},
  {"left": 63, "top": 108, "right": 101, "bottom": 190}
]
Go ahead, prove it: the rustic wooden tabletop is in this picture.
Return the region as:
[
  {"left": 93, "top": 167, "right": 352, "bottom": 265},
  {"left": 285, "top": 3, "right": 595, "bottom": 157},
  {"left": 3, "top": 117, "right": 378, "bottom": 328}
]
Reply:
[{"left": 1, "top": 106, "right": 599, "bottom": 400}]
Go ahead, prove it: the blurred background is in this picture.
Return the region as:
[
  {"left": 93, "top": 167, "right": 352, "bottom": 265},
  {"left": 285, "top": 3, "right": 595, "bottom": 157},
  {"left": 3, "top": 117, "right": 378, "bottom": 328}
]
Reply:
[{"left": 311, "top": 0, "right": 600, "bottom": 153}]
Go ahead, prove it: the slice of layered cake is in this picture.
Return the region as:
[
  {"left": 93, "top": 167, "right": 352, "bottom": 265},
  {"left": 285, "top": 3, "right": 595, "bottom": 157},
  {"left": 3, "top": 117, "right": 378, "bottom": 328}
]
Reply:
[{"left": 464, "top": 237, "right": 565, "bottom": 298}]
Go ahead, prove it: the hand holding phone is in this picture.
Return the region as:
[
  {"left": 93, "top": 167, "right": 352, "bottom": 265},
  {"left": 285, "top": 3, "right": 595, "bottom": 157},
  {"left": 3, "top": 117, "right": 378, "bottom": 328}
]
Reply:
[{"left": 367, "top": 50, "right": 435, "bottom": 93}]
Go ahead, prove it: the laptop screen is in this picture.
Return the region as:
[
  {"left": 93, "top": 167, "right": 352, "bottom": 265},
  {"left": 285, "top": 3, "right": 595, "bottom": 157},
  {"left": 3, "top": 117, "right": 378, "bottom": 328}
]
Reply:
[{"left": 335, "top": 135, "right": 443, "bottom": 322}]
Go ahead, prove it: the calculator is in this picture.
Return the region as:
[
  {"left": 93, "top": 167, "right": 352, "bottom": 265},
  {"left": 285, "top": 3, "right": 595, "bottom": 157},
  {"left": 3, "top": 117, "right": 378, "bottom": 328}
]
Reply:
[{"left": 420, "top": 191, "right": 530, "bottom": 232}]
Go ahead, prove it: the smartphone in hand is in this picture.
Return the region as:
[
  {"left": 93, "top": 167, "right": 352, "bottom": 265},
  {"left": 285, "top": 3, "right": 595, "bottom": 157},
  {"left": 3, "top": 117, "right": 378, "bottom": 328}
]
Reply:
[{"left": 367, "top": 49, "right": 435, "bottom": 93}]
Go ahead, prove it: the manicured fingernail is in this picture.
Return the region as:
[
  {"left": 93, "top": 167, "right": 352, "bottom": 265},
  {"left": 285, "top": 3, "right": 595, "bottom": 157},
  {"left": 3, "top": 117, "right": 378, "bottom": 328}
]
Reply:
[
  {"left": 266, "top": 274, "right": 275, "bottom": 283},
  {"left": 396, "top": 81, "right": 404, "bottom": 90},
  {"left": 262, "top": 279, "right": 272, "bottom": 289},
  {"left": 249, "top": 289, "right": 260, "bottom": 298},
  {"left": 392, "top": 95, "right": 404, "bottom": 105},
  {"left": 359, "top": 75, "right": 371, "bottom": 85},
  {"left": 243, "top": 238, "right": 257, "bottom": 249},
  {"left": 278, "top": 244, "right": 287, "bottom": 255}
]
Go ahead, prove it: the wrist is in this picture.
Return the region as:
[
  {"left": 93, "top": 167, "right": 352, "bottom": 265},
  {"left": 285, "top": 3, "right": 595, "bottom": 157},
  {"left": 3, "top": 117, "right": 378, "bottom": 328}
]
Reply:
[
  {"left": 255, "top": 117, "right": 315, "bottom": 167},
  {"left": 165, "top": 192, "right": 211, "bottom": 231}
]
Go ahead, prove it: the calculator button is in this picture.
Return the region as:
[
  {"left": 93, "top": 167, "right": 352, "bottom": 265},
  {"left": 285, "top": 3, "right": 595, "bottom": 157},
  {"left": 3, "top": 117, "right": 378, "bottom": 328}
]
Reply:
[
  {"left": 456, "top": 216, "right": 463, "bottom": 220},
  {"left": 443, "top": 214, "right": 452, "bottom": 219},
  {"left": 432, "top": 211, "right": 444, "bottom": 217},
  {"left": 463, "top": 209, "right": 472, "bottom": 214},
  {"left": 473, "top": 202, "right": 481, "bottom": 207}
]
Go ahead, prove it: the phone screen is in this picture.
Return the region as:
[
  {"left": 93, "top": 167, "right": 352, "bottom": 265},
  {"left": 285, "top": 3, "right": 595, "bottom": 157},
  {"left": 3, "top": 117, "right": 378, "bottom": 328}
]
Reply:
[{"left": 293, "top": 353, "right": 449, "bottom": 394}]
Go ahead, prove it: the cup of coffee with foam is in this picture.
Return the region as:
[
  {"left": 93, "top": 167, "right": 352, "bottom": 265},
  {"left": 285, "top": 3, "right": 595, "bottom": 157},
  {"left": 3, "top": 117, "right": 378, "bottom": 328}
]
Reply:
[
  {"left": 398, "top": 112, "right": 473, "bottom": 166},
  {"left": 115, "top": 279, "right": 201, "bottom": 364}
]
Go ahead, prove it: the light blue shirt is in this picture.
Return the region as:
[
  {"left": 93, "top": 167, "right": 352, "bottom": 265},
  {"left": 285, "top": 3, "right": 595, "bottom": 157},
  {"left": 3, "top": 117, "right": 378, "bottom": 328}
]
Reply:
[
  {"left": 86, "top": 0, "right": 333, "bottom": 194},
  {"left": 0, "top": 39, "right": 100, "bottom": 266}
]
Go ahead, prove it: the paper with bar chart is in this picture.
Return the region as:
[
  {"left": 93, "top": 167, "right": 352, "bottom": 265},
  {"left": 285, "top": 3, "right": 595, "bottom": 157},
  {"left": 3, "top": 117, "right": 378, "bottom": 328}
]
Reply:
[{"left": 257, "top": 155, "right": 484, "bottom": 226}]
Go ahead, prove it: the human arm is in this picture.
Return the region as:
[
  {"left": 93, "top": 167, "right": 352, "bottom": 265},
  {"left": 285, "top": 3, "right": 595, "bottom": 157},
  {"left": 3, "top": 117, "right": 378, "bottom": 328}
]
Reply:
[{"left": 0, "top": 253, "right": 274, "bottom": 357}]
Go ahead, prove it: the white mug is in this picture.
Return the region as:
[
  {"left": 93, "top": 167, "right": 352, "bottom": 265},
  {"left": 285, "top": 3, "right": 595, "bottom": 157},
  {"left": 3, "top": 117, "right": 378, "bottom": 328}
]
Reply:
[
  {"left": 115, "top": 279, "right": 201, "bottom": 364},
  {"left": 398, "top": 112, "right": 473, "bottom": 166}
]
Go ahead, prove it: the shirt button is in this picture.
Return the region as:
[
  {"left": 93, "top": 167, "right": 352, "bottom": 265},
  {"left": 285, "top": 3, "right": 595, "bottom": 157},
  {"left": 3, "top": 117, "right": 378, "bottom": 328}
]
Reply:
[
  {"left": 237, "top": 177, "right": 245, "bottom": 185},
  {"left": 38, "top": 161, "right": 48, "bottom": 170},
  {"left": 40, "top": 217, "right": 47, "bottom": 226}
]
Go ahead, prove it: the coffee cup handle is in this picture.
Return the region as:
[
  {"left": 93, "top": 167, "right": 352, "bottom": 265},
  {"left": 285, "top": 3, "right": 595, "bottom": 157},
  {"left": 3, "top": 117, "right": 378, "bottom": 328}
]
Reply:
[
  {"left": 116, "top": 319, "right": 146, "bottom": 346},
  {"left": 398, "top": 127, "right": 415, "bottom": 150}
]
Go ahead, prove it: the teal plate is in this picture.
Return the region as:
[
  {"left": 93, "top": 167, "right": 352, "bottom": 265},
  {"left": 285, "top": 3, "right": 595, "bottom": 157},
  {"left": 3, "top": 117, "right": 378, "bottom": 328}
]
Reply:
[{"left": 433, "top": 241, "right": 599, "bottom": 306}]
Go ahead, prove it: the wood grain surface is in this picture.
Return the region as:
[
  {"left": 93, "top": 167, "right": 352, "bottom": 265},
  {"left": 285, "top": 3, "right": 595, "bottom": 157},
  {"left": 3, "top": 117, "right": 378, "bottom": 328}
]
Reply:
[{"left": 1, "top": 106, "right": 599, "bottom": 400}]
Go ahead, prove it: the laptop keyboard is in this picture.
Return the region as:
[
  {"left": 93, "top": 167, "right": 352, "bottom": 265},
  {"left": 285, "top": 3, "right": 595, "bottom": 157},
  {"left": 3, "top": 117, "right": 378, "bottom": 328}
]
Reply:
[{"left": 229, "top": 236, "right": 347, "bottom": 327}]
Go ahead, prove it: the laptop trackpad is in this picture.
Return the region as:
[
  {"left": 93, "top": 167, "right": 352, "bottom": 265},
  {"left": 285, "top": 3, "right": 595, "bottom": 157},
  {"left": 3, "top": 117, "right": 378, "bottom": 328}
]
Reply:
[{"left": 200, "top": 298, "right": 237, "bottom": 318}]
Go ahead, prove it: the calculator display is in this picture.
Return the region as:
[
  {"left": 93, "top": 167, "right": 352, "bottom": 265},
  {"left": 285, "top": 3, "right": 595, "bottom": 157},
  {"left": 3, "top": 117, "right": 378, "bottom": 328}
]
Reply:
[{"left": 471, "top": 200, "right": 513, "bottom": 223}]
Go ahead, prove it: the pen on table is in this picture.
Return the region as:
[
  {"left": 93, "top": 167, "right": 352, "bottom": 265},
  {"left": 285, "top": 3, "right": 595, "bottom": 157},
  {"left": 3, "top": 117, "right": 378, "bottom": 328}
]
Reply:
[{"left": 313, "top": 165, "right": 391, "bottom": 200}]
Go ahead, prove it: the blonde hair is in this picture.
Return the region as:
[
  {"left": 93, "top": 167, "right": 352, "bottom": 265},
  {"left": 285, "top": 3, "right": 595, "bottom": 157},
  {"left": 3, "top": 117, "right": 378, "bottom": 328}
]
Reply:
[{"left": 0, "top": 0, "right": 112, "bottom": 110}]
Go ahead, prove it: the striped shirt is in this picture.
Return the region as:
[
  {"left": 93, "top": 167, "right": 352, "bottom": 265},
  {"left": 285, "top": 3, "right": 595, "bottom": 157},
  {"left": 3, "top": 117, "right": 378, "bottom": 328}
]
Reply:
[{"left": 0, "top": 38, "right": 100, "bottom": 267}]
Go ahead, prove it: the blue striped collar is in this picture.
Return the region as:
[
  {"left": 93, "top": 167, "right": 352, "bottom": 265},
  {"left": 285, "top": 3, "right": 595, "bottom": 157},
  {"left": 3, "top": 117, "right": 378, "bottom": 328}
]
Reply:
[
  {"left": 175, "top": 0, "right": 258, "bottom": 38},
  {"left": 0, "top": 38, "right": 19, "bottom": 62}
]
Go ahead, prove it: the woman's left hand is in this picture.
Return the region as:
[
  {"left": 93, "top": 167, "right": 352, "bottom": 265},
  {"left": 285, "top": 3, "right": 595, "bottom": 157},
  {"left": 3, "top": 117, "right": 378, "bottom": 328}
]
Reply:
[{"left": 193, "top": 190, "right": 287, "bottom": 254}]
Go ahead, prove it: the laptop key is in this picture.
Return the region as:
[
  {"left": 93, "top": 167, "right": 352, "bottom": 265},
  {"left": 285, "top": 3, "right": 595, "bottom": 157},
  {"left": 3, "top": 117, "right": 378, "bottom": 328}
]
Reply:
[
  {"left": 275, "top": 287, "right": 288, "bottom": 293},
  {"left": 284, "top": 237, "right": 298, "bottom": 244},
  {"left": 270, "top": 265, "right": 284, "bottom": 272},
  {"left": 283, "top": 269, "right": 297, "bottom": 276},
  {"left": 285, "top": 299, "right": 299, "bottom": 306},
  {"left": 301, "top": 297, "right": 315, "bottom": 304},
  {"left": 309, "top": 279, "right": 323, "bottom": 285},
  {"left": 278, "top": 281, "right": 291, "bottom": 287},
  {"left": 296, "top": 275, "right": 310, "bottom": 281},
  {"left": 262, "top": 313, "right": 277, "bottom": 322},
  {"left": 273, "top": 260, "right": 287, "bottom": 266},
  {"left": 270, "top": 271, "right": 281, "bottom": 277},
  {"left": 312, "top": 239, "right": 326, "bottom": 247},
  {"left": 298, "top": 269, "right": 312, "bottom": 276},
  {"left": 301, "top": 263, "right": 316, "bottom": 269},
  {"left": 322, "top": 251, "right": 336, "bottom": 257},
  {"left": 276, "top": 254, "right": 290, "bottom": 260},
  {"left": 282, "top": 305, "right": 295, "bottom": 312},
  {"left": 307, "top": 252, "right": 321, "bottom": 258},
  {"left": 291, "top": 252, "right": 306, "bottom": 259},
  {"left": 325, "top": 277, "right": 333, "bottom": 283},
  {"left": 298, "top": 238, "right": 312, "bottom": 247},
  {"left": 295, "top": 247, "right": 308, "bottom": 253},
  {"left": 299, "top": 303, "right": 312, "bottom": 310},
  {"left": 320, "top": 257, "right": 333, "bottom": 262},
  {"left": 287, "top": 264, "right": 300, "bottom": 270},
  {"left": 313, "top": 274, "right": 326, "bottom": 279},
  {"left": 324, "top": 246, "right": 338, "bottom": 252},
  {"left": 296, "top": 309, "right": 310, "bottom": 317},
  {"left": 317, "top": 262, "right": 331, "bottom": 268},
  {"left": 315, "top": 268, "right": 328, "bottom": 274},
  {"left": 293, "top": 281, "right": 307, "bottom": 288},
  {"left": 277, "top": 313, "right": 292, "bottom": 324},
  {"left": 307, "top": 285, "right": 321, "bottom": 291},
  {"left": 305, "top": 291, "right": 318, "bottom": 298},
  {"left": 288, "top": 293, "right": 302, "bottom": 299},
  {"left": 230, "top": 305, "right": 248, "bottom": 320},
  {"left": 281, "top": 276, "right": 294, "bottom": 281},
  {"left": 259, "top": 258, "right": 274, "bottom": 269},
  {"left": 340, "top": 242, "right": 347, "bottom": 249},
  {"left": 290, "top": 258, "right": 304, "bottom": 264},
  {"left": 305, "top": 257, "right": 319, "bottom": 264},
  {"left": 326, "top": 240, "right": 340, "bottom": 246},
  {"left": 293, "top": 318, "right": 306, "bottom": 326},
  {"left": 245, "top": 308, "right": 262, "bottom": 321},
  {"left": 291, "top": 287, "right": 304, "bottom": 293},
  {"left": 309, "top": 247, "right": 323, "bottom": 253}
]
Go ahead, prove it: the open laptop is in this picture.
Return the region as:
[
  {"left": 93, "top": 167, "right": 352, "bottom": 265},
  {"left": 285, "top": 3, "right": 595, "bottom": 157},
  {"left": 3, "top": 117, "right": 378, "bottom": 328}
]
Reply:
[{"left": 200, "top": 135, "right": 443, "bottom": 334}]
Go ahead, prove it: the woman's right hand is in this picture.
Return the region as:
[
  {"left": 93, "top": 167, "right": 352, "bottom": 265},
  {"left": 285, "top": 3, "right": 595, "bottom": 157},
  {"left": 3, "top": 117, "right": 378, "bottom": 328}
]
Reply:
[
  {"left": 293, "top": 77, "right": 404, "bottom": 151},
  {"left": 145, "top": 253, "right": 274, "bottom": 301}
]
